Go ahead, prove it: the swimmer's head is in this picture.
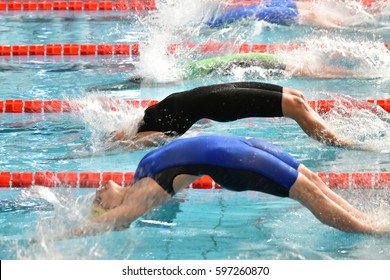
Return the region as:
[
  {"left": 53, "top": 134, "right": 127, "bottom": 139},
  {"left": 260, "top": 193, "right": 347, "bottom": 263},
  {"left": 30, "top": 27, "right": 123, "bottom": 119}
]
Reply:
[
  {"left": 91, "top": 187, "right": 109, "bottom": 217},
  {"left": 91, "top": 180, "right": 126, "bottom": 217}
]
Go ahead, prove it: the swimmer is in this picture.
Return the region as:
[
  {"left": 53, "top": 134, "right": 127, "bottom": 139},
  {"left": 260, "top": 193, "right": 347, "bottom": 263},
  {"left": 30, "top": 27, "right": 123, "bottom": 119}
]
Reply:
[
  {"left": 110, "top": 82, "right": 353, "bottom": 149},
  {"left": 92, "top": 52, "right": 367, "bottom": 91},
  {"left": 71, "top": 135, "right": 390, "bottom": 237},
  {"left": 207, "top": 0, "right": 354, "bottom": 29},
  {"left": 183, "top": 52, "right": 365, "bottom": 80}
]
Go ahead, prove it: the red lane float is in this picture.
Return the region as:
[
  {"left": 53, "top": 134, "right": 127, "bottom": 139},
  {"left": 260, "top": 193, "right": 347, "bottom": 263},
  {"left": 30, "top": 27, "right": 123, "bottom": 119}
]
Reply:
[
  {"left": 2, "top": 43, "right": 388, "bottom": 56},
  {"left": 0, "top": 171, "right": 389, "bottom": 189},
  {"left": 168, "top": 42, "right": 389, "bottom": 54},
  {"left": 307, "top": 99, "right": 390, "bottom": 114},
  {"left": 0, "top": 99, "right": 389, "bottom": 113},
  {"left": 0, "top": 44, "right": 141, "bottom": 56},
  {"left": 0, "top": 99, "right": 159, "bottom": 113},
  {"left": 0, "top": 0, "right": 157, "bottom": 11}
]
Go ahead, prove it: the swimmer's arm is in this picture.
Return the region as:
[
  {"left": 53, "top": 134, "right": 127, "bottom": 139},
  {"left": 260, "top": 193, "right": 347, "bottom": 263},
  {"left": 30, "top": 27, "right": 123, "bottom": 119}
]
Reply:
[
  {"left": 70, "top": 183, "right": 171, "bottom": 237},
  {"left": 110, "top": 131, "right": 171, "bottom": 150},
  {"left": 67, "top": 204, "right": 153, "bottom": 238},
  {"left": 69, "top": 205, "right": 142, "bottom": 237},
  {"left": 28, "top": 210, "right": 131, "bottom": 242}
]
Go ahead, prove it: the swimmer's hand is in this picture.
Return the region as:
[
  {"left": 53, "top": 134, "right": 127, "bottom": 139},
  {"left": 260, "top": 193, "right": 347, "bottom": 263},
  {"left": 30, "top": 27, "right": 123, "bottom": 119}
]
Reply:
[
  {"left": 345, "top": 143, "right": 381, "bottom": 152},
  {"left": 329, "top": 138, "right": 379, "bottom": 152}
]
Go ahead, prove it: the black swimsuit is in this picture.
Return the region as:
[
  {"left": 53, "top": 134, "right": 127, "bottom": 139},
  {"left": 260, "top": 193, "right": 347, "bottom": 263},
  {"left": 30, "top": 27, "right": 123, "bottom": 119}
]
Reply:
[{"left": 137, "top": 82, "right": 284, "bottom": 136}]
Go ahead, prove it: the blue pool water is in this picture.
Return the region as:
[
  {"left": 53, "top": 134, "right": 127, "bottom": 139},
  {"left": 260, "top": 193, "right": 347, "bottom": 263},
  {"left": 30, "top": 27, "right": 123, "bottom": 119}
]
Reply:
[{"left": 1, "top": 1, "right": 390, "bottom": 260}]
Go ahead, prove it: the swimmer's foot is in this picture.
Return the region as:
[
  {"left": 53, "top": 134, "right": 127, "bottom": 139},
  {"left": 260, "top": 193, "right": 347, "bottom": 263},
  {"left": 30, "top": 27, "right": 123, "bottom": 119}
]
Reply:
[
  {"left": 324, "top": 138, "right": 374, "bottom": 151},
  {"left": 346, "top": 143, "right": 379, "bottom": 152}
]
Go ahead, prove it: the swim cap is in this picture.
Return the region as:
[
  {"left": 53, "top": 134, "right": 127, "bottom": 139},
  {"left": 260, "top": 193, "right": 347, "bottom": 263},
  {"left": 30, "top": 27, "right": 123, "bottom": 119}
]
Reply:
[{"left": 91, "top": 205, "right": 108, "bottom": 217}]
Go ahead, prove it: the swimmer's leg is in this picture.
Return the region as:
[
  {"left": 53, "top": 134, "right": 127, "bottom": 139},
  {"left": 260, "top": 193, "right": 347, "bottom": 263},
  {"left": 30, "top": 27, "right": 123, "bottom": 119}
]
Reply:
[
  {"left": 296, "top": 1, "right": 348, "bottom": 30},
  {"left": 297, "top": 165, "right": 370, "bottom": 222},
  {"left": 246, "top": 137, "right": 300, "bottom": 169},
  {"left": 281, "top": 87, "right": 306, "bottom": 99},
  {"left": 289, "top": 172, "right": 389, "bottom": 233},
  {"left": 281, "top": 92, "right": 353, "bottom": 148}
]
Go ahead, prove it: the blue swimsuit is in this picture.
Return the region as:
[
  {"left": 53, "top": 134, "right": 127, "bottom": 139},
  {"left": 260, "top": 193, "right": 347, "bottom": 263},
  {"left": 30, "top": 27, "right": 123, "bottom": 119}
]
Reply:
[
  {"left": 207, "top": 1, "right": 298, "bottom": 28},
  {"left": 133, "top": 135, "right": 300, "bottom": 197}
]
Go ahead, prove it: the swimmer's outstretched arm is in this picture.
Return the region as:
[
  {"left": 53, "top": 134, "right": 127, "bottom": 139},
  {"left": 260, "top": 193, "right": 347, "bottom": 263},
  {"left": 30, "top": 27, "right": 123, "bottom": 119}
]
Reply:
[
  {"left": 296, "top": 1, "right": 350, "bottom": 30},
  {"left": 287, "top": 64, "right": 368, "bottom": 79}
]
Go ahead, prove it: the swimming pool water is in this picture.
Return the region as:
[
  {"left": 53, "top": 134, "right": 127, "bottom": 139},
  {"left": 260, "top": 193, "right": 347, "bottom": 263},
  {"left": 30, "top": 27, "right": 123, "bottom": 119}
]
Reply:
[
  {"left": 1, "top": 1, "right": 390, "bottom": 260},
  {"left": 1, "top": 188, "right": 389, "bottom": 260}
]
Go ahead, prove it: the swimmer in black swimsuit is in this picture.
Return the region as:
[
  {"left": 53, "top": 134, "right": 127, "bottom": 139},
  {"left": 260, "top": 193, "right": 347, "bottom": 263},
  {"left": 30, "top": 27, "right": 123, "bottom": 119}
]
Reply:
[
  {"left": 69, "top": 135, "right": 390, "bottom": 237},
  {"left": 111, "top": 82, "right": 353, "bottom": 149}
]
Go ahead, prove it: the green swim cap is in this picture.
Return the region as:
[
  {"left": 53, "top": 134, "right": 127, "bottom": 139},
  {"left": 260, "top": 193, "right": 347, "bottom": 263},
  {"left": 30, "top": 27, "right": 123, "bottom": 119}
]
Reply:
[
  {"left": 91, "top": 206, "right": 108, "bottom": 217},
  {"left": 185, "top": 52, "right": 281, "bottom": 79}
]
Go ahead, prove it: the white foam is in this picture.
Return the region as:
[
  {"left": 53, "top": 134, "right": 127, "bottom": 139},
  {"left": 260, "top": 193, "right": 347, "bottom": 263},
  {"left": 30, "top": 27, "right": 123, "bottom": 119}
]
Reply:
[{"left": 67, "top": 93, "right": 145, "bottom": 152}]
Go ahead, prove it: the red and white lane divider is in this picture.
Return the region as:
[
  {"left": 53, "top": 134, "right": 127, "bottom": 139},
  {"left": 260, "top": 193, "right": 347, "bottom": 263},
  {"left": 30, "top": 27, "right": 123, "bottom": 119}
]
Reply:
[
  {"left": 0, "top": 171, "right": 389, "bottom": 189},
  {"left": 0, "top": 0, "right": 156, "bottom": 11},
  {"left": 0, "top": 99, "right": 389, "bottom": 113},
  {"left": 0, "top": 43, "right": 141, "bottom": 56},
  {"left": 0, "top": 99, "right": 159, "bottom": 113},
  {"left": 1, "top": 43, "right": 388, "bottom": 56}
]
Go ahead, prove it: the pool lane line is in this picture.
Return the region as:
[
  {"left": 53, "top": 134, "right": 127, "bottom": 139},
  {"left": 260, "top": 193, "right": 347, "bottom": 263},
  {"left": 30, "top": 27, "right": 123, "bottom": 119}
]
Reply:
[
  {"left": 0, "top": 44, "right": 141, "bottom": 56},
  {"left": 0, "top": 99, "right": 160, "bottom": 113},
  {"left": 0, "top": 0, "right": 157, "bottom": 12},
  {"left": 1, "top": 43, "right": 388, "bottom": 56},
  {"left": 0, "top": 99, "right": 389, "bottom": 113},
  {"left": 0, "top": 0, "right": 377, "bottom": 13},
  {"left": 0, "top": 171, "right": 389, "bottom": 189}
]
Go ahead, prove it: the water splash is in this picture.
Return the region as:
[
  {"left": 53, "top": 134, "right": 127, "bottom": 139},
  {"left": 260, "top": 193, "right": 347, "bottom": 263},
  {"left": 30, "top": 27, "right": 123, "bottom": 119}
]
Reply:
[
  {"left": 67, "top": 93, "right": 145, "bottom": 152},
  {"left": 277, "top": 33, "right": 390, "bottom": 79},
  {"left": 302, "top": 0, "right": 376, "bottom": 27},
  {"left": 319, "top": 93, "right": 390, "bottom": 151},
  {"left": 132, "top": 0, "right": 218, "bottom": 83},
  {"left": 12, "top": 186, "right": 98, "bottom": 259}
]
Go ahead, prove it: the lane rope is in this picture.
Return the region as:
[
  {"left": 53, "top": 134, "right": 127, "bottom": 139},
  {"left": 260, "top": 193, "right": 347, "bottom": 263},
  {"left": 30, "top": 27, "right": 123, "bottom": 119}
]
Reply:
[
  {"left": 0, "top": 99, "right": 159, "bottom": 112},
  {"left": 0, "top": 171, "right": 389, "bottom": 189},
  {"left": 0, "top": 0, "right": 157, "bottom": 11},
  {"left": 0, "top": 43, "right": 388, "bottom": 56},
  {"left": 0, "top": 99, "right": 389, "bottom": 113}
]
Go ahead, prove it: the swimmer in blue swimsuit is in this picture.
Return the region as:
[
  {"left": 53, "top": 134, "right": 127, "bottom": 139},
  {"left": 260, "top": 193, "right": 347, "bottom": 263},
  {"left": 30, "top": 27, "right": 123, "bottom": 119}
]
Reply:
[
  {"left": 207, "top": 1, "right": 348, "bottom": 29},
  {"left": 69, "top": 135, "right": 390, "bottom": 237}
]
